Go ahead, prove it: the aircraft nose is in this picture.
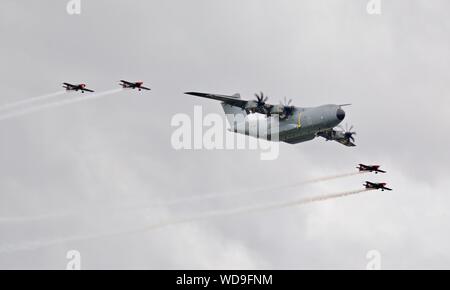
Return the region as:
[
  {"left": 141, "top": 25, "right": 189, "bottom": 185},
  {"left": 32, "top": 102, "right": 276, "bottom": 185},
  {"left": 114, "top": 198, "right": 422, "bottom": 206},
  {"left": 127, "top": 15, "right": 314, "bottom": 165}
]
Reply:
[{"left": 336, "top": 108, "right": 345, "bottom": 121}]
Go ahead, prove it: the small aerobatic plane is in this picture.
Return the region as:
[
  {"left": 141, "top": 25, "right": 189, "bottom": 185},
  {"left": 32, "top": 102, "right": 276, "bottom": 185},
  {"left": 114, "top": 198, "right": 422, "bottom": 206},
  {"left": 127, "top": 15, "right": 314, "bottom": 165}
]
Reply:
[
  {"left": 63, "top": 83, "right": 95, "bottom": 93},
  {"left": 364, "top": 181, "right": 392, "bottom": 191},
  {"left": 119, "top": 80, "right": 151, "bottom": 91},
  {"left": 186, "top": 91, "right": 356, "bottom": 146},
  {"left": 357, "top": 164, "right": 386, "bottom": 174}
]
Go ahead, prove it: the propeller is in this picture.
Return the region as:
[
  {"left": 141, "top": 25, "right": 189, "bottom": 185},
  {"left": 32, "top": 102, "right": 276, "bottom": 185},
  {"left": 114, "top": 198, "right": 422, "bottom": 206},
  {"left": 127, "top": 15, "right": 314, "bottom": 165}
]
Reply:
[
  {"left": 248, "top": 93, "right": 296, "bottom": 119},
  {"left": 338, "top": 123, "right": 357, "bottom": 142},
  {"left": 246, "top": 92, "right": 270, "bottom": 114},
  {"left": 279, "top": 97, "right": 294, "bottom": 119},
  {"left": 254, "top": 92, "right": 269, "bottom": 105}
]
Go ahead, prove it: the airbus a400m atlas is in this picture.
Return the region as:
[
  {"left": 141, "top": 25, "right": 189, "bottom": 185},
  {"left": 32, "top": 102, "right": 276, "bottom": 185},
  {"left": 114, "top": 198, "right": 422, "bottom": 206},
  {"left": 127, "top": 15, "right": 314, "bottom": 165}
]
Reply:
[{"left": 185, "top": 91, "right": 356, "bottom": 147}]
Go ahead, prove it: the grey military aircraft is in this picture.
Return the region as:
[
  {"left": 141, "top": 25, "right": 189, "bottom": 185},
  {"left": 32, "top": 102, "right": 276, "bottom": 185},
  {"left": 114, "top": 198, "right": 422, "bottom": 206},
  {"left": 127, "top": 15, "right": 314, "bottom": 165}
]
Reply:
[{"left": 185, "top": 91, "right": 356, "bottom": 146}]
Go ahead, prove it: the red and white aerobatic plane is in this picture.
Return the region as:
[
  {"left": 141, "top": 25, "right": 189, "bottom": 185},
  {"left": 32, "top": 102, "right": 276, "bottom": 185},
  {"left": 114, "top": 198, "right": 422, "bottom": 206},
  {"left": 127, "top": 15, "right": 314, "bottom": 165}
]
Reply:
[
  {"left": 119, "top": 80, "right": 151, "bottom": 91},
  {"left": 364, "top": 181, "right": 392, "bottom": 191},
  {"left": 357, "top": 164, "right": 386, "bottom": 174},
  {"left": 63, "top": 82, "right": 95, "bottom": 93}
]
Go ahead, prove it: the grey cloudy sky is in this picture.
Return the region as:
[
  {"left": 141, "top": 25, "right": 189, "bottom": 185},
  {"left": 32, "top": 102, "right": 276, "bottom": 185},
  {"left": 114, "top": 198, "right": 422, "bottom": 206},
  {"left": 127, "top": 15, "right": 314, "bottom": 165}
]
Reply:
[{"left": 0, "top": 0, "right": 450, "bottom": 269}]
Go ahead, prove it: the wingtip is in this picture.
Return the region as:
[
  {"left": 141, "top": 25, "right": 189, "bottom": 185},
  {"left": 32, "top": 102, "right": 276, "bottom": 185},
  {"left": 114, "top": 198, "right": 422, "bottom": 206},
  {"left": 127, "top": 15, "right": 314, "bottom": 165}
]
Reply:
[{"left": 185, "top": 92, "right": 203, "bottom": 96}]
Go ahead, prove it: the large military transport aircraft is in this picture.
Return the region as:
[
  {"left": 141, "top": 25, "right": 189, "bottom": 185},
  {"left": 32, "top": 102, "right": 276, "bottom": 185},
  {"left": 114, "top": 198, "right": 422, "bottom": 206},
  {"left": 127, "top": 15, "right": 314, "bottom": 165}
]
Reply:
[{"left": 186, "top": 91, "right": 356, "bottom": 147}]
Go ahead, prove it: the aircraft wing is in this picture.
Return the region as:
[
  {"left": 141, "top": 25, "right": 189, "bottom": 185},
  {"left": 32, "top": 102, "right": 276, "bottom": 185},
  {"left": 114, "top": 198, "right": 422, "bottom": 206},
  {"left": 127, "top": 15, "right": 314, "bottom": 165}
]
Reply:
[
  {"left": 140, "top": 86, "right": 151, "bottom": 91},
  {"left": 63, "top": 83, "right": 75, "bottom": 88},
  {"left": 185, "top": 92, "right": 248, "bottom": 108},
  {"left": 120, "top": 80, "right": 133, "bottom": 85},
  {"left": 82, "top": 88, "right": 95, "bottom": 92}
]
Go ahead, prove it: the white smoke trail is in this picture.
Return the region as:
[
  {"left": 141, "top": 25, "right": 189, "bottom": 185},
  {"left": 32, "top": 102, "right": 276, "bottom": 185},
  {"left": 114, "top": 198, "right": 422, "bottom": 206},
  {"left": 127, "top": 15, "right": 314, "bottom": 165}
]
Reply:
[
  {"left": 0, "top": 91, "right": 65, "bottom": 113},
  {"left": 0, "top": 171, "right": 366, "bottom": 224},
  {"left": 0, "top": 188, "right": 376, "bottom": 254},
  {"left": 141, "top": 188, "right": 375, "bottom": 229},
  {"left": 303, "top": 171, "right": 365, "bottom": 183},
  {"left": 0, "top": 89, "right": 123, "bottom": 121},
  {"left": 153, "top": 171, "right": 367, "bottom": 206},
  {"left": 0, "top": 212, "right": 72, "bottom": 223}
]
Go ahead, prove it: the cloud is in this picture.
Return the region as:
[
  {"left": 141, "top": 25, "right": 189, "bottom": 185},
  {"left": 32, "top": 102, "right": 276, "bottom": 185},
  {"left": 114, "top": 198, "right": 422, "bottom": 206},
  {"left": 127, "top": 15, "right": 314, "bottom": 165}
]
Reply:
[{"left": 0, "top": 0, "right": 449, "bottom": 269}]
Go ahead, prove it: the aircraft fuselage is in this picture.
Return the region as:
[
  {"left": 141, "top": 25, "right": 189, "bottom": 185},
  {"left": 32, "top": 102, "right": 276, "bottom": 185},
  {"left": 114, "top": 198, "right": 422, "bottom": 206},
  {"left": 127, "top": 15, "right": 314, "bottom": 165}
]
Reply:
[{"left": 231, "top": 104, "right": 345, "bottom": 144}]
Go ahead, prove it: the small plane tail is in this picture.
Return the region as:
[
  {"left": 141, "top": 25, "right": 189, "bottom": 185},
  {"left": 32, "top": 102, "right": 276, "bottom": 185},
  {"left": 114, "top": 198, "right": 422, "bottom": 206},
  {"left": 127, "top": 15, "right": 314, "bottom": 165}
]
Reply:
[{"left": 220, "top": 94, "right": 247, "bottom": 127}]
